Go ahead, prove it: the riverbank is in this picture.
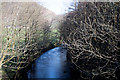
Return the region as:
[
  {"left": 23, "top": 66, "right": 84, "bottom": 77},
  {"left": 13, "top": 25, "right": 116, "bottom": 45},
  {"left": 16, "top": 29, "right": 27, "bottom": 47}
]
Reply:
[{"left": 5, "top": 45, "right": 58, "bottom": 80}]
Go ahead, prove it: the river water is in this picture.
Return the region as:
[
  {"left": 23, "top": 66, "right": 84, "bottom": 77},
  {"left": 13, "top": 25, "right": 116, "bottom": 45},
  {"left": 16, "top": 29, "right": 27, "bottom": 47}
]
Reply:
[{"left": 27, "top": 47, "right": 71, "bottom": 79}]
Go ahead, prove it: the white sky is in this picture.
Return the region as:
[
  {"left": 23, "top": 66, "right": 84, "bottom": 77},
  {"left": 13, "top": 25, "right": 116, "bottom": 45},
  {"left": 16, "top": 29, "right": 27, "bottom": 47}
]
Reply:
[{"left": 36, "top": 0, "right": 73, "bottom": 15}]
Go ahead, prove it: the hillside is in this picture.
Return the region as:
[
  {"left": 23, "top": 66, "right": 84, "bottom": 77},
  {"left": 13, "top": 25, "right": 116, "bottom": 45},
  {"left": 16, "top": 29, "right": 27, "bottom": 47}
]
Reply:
[{"left": 1, "top": 1, "right": 57, "bottom": 28}]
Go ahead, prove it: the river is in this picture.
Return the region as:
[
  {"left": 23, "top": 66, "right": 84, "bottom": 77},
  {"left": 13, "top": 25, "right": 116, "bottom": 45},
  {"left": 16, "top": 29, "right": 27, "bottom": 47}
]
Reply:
[{"left": 27, "top": 47, "right": 71, "bottom": 79}]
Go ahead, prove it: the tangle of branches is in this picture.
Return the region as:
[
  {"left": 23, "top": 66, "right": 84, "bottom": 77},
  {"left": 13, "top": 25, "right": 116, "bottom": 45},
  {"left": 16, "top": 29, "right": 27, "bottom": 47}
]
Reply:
[
  {"left": 60, "top": 2, "right": 120, "bottom": 80},
  {"left": 0, "top": 2, "right": 58, "bottom": 79}
]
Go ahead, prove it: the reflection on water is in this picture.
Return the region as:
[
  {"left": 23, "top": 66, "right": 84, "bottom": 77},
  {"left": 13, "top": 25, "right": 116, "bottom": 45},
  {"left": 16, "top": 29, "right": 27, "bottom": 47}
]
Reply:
[{"left": 27, "top": 47, "right": 71, "bottom": 79}]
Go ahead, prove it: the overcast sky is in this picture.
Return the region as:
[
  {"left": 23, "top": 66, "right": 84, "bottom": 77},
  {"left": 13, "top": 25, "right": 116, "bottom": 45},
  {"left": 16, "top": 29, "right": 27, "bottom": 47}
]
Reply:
[{"left": 36, "top": 0, "right": 73, "bottom": 15}]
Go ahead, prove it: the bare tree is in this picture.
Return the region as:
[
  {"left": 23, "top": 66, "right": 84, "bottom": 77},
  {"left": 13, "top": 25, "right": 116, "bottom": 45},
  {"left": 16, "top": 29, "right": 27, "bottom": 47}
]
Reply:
[
  {"left": 0, "top": 1, "right": 56, "bottom": 79},
  {"left": 60, "top": 2, "right": 120, "bottom": 80}
]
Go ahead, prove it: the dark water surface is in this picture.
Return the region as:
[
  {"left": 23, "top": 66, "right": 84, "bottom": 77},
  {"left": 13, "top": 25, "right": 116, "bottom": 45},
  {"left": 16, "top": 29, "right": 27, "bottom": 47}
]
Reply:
[{"left": 27, "top": 47, "right": 71, "bottom": 79}]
